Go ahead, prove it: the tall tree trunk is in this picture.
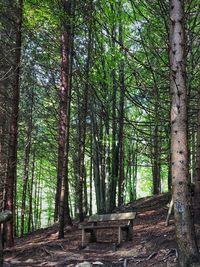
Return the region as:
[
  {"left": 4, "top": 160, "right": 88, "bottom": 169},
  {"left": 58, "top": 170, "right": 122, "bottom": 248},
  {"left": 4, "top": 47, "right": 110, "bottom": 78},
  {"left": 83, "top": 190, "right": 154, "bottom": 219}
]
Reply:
[
  {"left": 0, "top": 1, "right": 14, "bottom": 223},
  {"left": 21, "top": 107, "right": 33, "bottom": 236},
  {"left": 132, "top": 144, "right": 137, "bottom": 200},
  {"left": 57, "top": 0, "right": 73, "bottom": 239},
  {"left": 5, "top": 0, "right": 23, "bottom": 247},
  {"left": 108, "top": 24, "right": 118, "bottom": 212},
  {"left": 152, "top": 124, "right": 161, "bottom": 195},
  {"left": 20, "top": 130, "right": 31, "bottom": 236},
  {"left": 170, "top": 0, "right": 200, "bottom": 265},
  {"left": 0, "top": 92, "right": 7, "bottom": 214},
  {"left": 0, "top": 94, "right": 6, "bottom": 212},
  {"left": 28, "top": 150, "right": 35, "bottom": 232},
  {"left": 109, "top": 70, "right": 118, "bottom": 211},
  {"left": 98, "top": 119, "right": 106, "bottom": 213},
  {"left": 190, "top": 129, "right": 195, "bottom": 183},
  {"left": 89, "top": 137, "right": 93, "bottom": 216},
  {"left": 77, "top": 6, "right": 92, "bottom": 221},
  {"left": 63, "top": 3, "right": 75, "bottom": 226},
  {"left": 168, "top": 152, "right": 172, "bottom": 191},
  {"left": 38, "top": 182, "right": 42, "bottom": 229},
  {"left": 117, "top": 10, "right": 125, "bottom": 206},
  {"left": 91, "top": 113, "right": 101, "bottom": 213},
  {"left": 0, "top": 91, "right": 6, "bottom": 267},
  {"left": 83, "top": 166, "right": 88, "bottom": 216},
  {"left": 194, "top": 93, "right": 200, "bottom": 223},
  {"left": 35, "top": 162, "right": 42, "bottom": 229}
]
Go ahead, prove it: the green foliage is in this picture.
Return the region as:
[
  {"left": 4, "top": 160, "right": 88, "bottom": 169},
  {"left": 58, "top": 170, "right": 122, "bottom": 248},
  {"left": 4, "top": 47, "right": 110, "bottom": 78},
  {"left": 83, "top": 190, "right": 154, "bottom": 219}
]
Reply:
[{"left": 14, "top": 0, "right": 200, "bottom": 234}]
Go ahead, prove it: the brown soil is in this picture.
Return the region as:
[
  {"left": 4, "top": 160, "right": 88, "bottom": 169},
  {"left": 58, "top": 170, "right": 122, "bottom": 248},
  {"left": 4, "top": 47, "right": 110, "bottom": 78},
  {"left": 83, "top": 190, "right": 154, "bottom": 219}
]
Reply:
[{"left": 4, "top": 193, "right": 180, "bottom": 267}]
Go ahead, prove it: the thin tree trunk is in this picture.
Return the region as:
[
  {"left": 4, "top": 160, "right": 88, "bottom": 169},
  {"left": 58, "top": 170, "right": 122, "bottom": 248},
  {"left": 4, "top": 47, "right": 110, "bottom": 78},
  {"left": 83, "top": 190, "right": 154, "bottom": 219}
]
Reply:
[
  {"left": 83, "top": 166, "right": 88, "bottom": 216},
  {"left": 89, "top": 137, "right": 93, "bottom": 216},
  {"left": 0, "top": 100, "right": 6, "bottom": 212},
  {"left": 168, "top": 152, "right": 172, "bottom": 191},
  {"left": 170, "top": 0, "right": 200, "bottom": 265},
  {"left": 77, "top": 8, "right": 92, "bottom": 221},
  {"left": 98, "top": 119, "right": 105, "bottom": 213},
  {"left": 38, "top": 182, "right": 42, "bottom": 229},
  {"left": 127, "top": 148, "right": 133, "bottom": 201},
  {"left": 194, "top": 93, "right": 200, "bottom": 223},
  {"left": 152, "top": 124, "right": 161, "bottom": 195},
  {"left": 91, "top": 114, "right": 101, "bottom": 213},
  {"left": 110, "top": 68, "right": 118, "bottom": 211},
  {"left": 63, "top": 2, "right": 75, "bottom": 226},
  {"left": 28, "top": 149, "right": 35, "bottom": 232},
  {"left": 189, "top": 128, "right": 195, "bottom": 183},
  {"left": 117, "top": 14, "right": 125, "bottom": 206},
  {"left": 109, "top": 30, "right": 118, "bottom": 212},
  {"left": 0, "top": 73, "right": 7, "bottom": 215},
  {"left": 58, "top": 0, "right": 73, "bottom": 239},
  {"left": 36, "top": 167, "right": 41, "bottom": 229},
  {"left": 132, "top": 145, "right": 137, "bottom": 200},
  {"left": 34, "top": 161, "right": 41, "bottom": 230},
  {"left": 21, "top": 115, "right": 32, "bottom": 236}
]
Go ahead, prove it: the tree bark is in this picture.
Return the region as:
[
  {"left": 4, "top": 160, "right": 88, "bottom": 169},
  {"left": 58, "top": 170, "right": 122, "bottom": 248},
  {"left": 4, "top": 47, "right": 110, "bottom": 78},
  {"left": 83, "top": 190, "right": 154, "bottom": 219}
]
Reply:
[
  {"left": 0, "top": 92, "right": 6, "bottom": 212},
  {"left": 89, "top": 137, "right": 93, "bottom": 216},
  {"left": 194, "top": 93, "right": 200, "bottom": 224},
  {"left": 57, "top": 0, "right": 73, "bottom": 239},
  {"left": 91, "top": 113, "right": 101, "bottom": 213},
  {"left": 170, "top": 0, "right": 200, "bottom": 265},
  {"left": 34, "top": 161, "right": 41, "bottom": 230},
  {"left": 77, "top": 3, "right": 93, "bottom": 220},
  {"left": 108, "top": 35, "right": 118, "bottom": 212},
  {"left": 0, "top": 3, "right": 14, "bottom": 220},
  {"left": 117, "top": 9, "right": 125, "bottom": 206},
  {"left": 5, "top": 0, "right": 23, "bottom": 248},
  {"left": 28, "top": 150, "right": 35, "bottom": 233},
  {"left": 152, "top": 124, "right": 161, "bottom": 195},
  {"left": 21, "top": 109, "right": 32, "bottom": 237}
]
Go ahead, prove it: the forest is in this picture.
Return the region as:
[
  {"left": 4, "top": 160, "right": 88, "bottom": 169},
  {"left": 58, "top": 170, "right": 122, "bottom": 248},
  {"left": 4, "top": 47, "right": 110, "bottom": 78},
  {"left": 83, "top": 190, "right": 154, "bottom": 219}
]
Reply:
[{"left": 0, "top": 0, "right": 200, "bottom": 266}]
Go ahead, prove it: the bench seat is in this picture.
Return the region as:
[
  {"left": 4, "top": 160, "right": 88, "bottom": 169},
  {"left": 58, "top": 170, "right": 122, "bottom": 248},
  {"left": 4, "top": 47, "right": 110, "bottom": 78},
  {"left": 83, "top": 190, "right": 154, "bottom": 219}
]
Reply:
[{"left": 80, "top": 224, "right": 129, "bottom": 230}]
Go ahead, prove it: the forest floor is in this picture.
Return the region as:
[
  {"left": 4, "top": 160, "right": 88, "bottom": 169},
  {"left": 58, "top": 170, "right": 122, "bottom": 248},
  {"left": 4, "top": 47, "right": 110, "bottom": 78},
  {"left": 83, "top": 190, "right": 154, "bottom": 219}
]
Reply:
[{"left": 4, "top": 193, "right": 184, "bottom": 267}]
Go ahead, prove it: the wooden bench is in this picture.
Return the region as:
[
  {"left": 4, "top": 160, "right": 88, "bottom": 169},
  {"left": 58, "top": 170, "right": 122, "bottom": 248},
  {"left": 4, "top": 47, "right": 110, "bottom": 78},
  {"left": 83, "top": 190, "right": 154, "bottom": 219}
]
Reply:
[{"left": 79, "top": 212, "right": 136, "bottom": 247}]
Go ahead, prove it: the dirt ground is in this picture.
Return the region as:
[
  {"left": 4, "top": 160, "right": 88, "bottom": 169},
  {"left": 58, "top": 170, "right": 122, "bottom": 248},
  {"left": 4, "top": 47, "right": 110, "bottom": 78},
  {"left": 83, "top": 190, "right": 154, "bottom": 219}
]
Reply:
[{"left": 4, "top": 193, "right": 180, "bottom": 267}]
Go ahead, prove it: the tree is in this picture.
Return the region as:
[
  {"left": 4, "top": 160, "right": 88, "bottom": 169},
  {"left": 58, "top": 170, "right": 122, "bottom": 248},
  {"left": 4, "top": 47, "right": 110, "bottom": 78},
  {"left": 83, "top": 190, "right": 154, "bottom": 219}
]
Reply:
[
  {"left": 117, "top": 0, "right": 125, "bottom": 206},
  {"left": 4, "top": 0, "right": 23, "bottom": 247},
  {"left": 194, "top": 92, "right": 200, "bottom": 223},
  {"left": 76, "top": 0, "right": 93, "bottom": 221},
  {"left": 56, "top": 0, "right": 73, "bottom": 239},
  {"left": 169, "top": 0, "right": 200, "bottom": 265},
  {"left": 20, "top": 91, "right": 33, "bottom": 237}
]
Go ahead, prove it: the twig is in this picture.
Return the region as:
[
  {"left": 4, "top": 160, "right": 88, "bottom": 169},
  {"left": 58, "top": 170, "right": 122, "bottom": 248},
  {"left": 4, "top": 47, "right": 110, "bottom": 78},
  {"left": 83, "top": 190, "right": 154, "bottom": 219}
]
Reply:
[
  {"left": 149, "top": 249, "right": 178, "bottom": 266},
  {"left": 146, "top": 252, "right": 157, "bottom": 260},
  {"left": 128, "top": 252, "right": 157, "bottom": 264},
  {"left": 42, "top": 247, "right": 52, "bottom": 257},
  {"left": 123, "top": 258, "right": 127, "bottom": 267},
  {"left": 163, "top": 248, "right": 177, "bottom": 261}
]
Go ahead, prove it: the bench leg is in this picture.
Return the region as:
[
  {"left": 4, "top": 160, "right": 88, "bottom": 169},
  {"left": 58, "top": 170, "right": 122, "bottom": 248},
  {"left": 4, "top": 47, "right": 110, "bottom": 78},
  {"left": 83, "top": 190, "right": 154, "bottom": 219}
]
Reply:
[
  {"left": 82, "top": 229, "right": 86, "bottom": 248},
  {"left": 126, "top": 220, "right": 133, "bottom": 241},
  {"left": 126, "top": 226, "right": 133, "bottom": 241},
  {"left": 118, "top": 227, "right": 122, "bottom": 245},
  {"left": 90, "top": 229, "right": 97, "bottom": 243}
]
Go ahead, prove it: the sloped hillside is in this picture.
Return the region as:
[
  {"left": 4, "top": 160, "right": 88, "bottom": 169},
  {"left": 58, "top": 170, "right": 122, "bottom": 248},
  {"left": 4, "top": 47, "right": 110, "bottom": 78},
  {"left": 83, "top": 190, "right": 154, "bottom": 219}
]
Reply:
[{"left": 4, "top": 193, "right": 180, "bottom": 267}]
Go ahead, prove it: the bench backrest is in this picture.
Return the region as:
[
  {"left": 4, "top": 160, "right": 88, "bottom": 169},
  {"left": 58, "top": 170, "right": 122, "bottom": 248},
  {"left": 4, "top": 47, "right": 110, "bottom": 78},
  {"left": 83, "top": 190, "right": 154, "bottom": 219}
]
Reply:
[{"left": 88, "top": 212, "right": 136, "bottom": 223}]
